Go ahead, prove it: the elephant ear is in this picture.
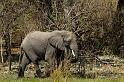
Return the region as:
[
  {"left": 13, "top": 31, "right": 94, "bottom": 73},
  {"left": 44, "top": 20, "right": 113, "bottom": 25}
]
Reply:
[{"left": 49, "top": 35, "right": 65, "bottom": 51}]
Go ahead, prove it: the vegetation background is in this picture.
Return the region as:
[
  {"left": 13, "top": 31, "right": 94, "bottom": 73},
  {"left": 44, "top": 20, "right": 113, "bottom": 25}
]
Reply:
[{"left": 0, "top": 0, "right": 124, "bottom": 81}]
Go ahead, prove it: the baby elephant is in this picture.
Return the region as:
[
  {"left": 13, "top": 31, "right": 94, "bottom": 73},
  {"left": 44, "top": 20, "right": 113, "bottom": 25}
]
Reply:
[{"left": 18, "top": 30, "right": 78, "bottom": 78}]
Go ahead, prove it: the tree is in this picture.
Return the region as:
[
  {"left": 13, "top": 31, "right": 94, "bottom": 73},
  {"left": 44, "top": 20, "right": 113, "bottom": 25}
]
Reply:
[
  {"left": 112, "top": 0, "right": 124, "bottom": 57},
  {"left": 0, "top": 27, "right": 4, "bottom": 63},
  {"left": 0, "top": 0, "right": 30, "bottom": 70}
]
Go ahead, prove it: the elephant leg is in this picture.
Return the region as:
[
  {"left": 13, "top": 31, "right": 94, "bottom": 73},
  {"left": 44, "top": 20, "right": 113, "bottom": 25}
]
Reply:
[
  {"left": 57, "top": 52, "right": 64, "bottom": 68},
  {"left": 45, "top": 57, "right": 57, "bottom": 77},
  {"left": 18, "top": 54, "right": 30, "bottom": 77},
  {"left": 33, "top": 61, "right": 42, "bottom": 78},
  {"left": 45, "top": 48, "right": 57, "bottom": 76},
  {"left": 56, "top": 58, "right": 60, "bottom": 68}
]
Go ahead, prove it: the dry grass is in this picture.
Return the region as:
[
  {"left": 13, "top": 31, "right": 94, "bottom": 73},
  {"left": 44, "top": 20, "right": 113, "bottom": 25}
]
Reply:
[{"left": 50, "top": 60, "right": 75, "bottom": 82}]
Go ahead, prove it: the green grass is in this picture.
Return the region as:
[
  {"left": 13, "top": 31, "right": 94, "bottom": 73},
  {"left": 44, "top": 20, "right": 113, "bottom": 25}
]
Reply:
[
  {"left": 0, "top": 78, "right": 52, "bottom": 82},
  {"left": 0, "top": 77, "right": 124, "bottom": 82},
  {"left": 67, "top": 77, "right": 124, "bottom": 82}
]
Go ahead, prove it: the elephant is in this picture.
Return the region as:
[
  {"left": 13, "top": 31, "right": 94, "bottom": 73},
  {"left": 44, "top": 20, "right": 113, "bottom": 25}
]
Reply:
[{"left": 18, "top": 30, "right": 79, "bottom": 78}]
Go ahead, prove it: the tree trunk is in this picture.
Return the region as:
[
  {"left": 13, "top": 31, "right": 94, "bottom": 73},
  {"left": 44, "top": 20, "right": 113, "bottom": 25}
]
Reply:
[
  {"left": 4, "top": 30, "right": 12, "bottom": 71},
  {"left": 0, "top": 37, "right": 4, "bottom": 63}
]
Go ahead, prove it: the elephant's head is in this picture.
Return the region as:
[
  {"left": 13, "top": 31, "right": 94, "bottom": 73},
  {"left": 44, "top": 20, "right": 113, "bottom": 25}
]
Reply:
[{"left": 49, "top": 30, "right": 79, "bottom": 63}]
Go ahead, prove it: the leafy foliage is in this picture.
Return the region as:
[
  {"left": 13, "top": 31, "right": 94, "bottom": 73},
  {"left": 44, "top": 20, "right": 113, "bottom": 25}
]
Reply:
[{"left": 1, "top": 0, "right": 124, "bottom": 80}]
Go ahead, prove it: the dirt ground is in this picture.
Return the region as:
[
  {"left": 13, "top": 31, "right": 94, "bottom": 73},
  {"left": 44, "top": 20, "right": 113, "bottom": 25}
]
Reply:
[
  {"left": 0, "top": 59, "right": 124, "bottom": 80},
  {"left": 0, "top": 62, "right": 35, "bottom": 80}
]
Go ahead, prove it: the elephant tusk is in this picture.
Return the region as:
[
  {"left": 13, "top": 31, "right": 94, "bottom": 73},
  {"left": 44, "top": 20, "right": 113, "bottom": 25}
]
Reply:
[{"left": 71, "top": 50, "right": 76, "bottom": 57}]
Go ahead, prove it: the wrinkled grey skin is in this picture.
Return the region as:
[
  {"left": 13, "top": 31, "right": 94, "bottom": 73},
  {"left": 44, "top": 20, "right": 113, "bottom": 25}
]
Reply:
[{"left": 18, "top": 30, "right": 78, "bottom": 78}]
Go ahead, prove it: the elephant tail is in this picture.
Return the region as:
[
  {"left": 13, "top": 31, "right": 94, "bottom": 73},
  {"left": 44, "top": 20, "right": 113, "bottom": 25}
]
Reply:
[{"left": 18, "top": 47, "right": 24, "bottom": 66}]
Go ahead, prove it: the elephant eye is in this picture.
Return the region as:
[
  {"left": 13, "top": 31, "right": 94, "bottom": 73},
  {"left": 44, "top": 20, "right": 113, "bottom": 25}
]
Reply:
[{"left": 65, "top": 40, "right": 71, "bottom": 46}]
